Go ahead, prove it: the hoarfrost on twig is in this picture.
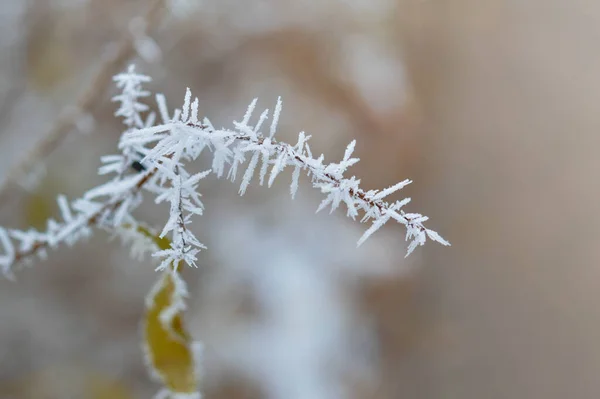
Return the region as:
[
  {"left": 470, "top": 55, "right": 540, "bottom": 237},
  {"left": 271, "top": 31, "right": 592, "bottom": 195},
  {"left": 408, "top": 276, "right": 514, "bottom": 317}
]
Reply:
[{"left": 0, "top": 65, "right": 449, "bottom": 276}]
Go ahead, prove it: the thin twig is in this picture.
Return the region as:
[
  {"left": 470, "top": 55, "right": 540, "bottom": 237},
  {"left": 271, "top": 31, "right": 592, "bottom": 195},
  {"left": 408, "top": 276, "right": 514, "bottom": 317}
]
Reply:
[
  {"left": 4, "top": 98, "right": 448, "bottom": 270},
  {"left": 0, "top": 0, "right": 166, "bottom": 209}
]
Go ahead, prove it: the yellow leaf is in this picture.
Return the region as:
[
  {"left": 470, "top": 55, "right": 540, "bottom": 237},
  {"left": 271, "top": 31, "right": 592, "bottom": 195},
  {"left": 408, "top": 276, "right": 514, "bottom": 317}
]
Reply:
[
  {"left": 144, "top": 267, "right": 200, "bottom": 397},
  {"left": 135, "top": 224, "right": 172, "bottom": 251},
  {"left": 122, "top": 224, "right": 200, "bottom": 397}
]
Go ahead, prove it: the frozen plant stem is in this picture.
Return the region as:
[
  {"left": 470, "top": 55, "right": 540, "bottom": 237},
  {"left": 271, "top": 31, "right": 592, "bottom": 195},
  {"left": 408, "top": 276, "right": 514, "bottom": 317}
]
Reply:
[
  {"left": 0, "top": 66, "right": 449, "bottom": 276},
  {"left": 0, "top": 166, "right": 158, "bottom": 278}
]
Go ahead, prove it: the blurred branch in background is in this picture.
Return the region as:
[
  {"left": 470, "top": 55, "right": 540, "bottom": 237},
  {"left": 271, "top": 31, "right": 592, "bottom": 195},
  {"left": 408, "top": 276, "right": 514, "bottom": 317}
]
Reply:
[{"left": 0, "top": 0, "right": 166, "bottom": 212}]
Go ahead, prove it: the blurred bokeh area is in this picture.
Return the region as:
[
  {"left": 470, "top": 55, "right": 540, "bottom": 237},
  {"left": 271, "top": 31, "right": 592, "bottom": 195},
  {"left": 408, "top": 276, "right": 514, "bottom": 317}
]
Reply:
[{"left": 1, "top": 0, "right": 600, "bottom": 398}]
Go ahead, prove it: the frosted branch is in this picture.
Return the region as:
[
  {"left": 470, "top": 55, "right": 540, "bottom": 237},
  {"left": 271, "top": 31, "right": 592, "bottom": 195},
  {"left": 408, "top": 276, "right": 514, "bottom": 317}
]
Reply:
[
  {"left": 0, "top": 167, "right": 157, "bottom": 276},
  {"left": 117, "top": 84, "right": 450, "bottom": 261},
  {"left": 0, "top": 67, "right": 449, "bottom": 277}
]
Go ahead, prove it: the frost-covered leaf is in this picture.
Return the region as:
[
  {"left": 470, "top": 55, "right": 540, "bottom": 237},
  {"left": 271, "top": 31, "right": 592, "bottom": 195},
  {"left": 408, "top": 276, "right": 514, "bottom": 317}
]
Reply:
[{"left": 144, "top": 268, "right": 200, "bottom": 398}]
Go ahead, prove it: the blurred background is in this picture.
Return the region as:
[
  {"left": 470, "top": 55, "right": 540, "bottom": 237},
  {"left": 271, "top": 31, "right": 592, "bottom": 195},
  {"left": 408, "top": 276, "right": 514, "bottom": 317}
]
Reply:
[{"left": 1, "top": 0, "right": 600, "bottom": 398}]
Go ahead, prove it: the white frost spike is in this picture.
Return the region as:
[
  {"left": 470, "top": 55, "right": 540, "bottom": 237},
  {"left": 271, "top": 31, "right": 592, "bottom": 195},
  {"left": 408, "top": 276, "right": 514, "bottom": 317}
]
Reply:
[
  {"left": 269, "top": 96, "right": 282, "bottom": 138},
  {"left": 181, "top": 88, "right": 192, "bottom": 122},
  {"left": 357, "top": 211, "right": 393, "bottom": 247},
  {"left": 120, "top": 126, "right": 171, "bottom": 147},
  {"left": 316, "top": 193, "right": 334, "bottom": 214},
  {"left": 254, "top": 109, "right": 269, "bottom": 133},
  {"left": 239, "top": 151, "right": 260, "bottom": 195},
  {"left": 372, "top": 179, "right": 412, "bottom": 201},
  {"left": 227, "top": 150, "right": 246, "bottom": 182},
  {"left": 72, "top": 198, "right": 103, "bottom": 215},
  {"left": 100, "top": 155, "right": 123, "bottom": 164},
  {"left": 98, "top": 159, "right": 123, "bottom": 176},
  {"left": 268, "top": 151, "right": 287, "bottom": 188},
  {"left": 190, "top": 97, "right": 199, "bottom": 124},
  {"left": 345, "top": 196, "right": 358, "bottom": 220},
  {"left": 258, "top": 147, "right": 271, "bottom": 186},
  {"left": 241, "top": 98, "right": 258, "bottom": 126},
  {"left": 295, "top": 133, "right": 305, "bottom": 152},
  {"left": 112, "top": 65, "right": 151, "bottom": 129},
  {"left": 343, "top": 140, "right": 356, "bottom": 162},
  {"left": 57, "top": 195, "right": 73, "bottom": 223},
  {"left": 144, "top": 111, "right": 156, "bottom": 128},
  {"left": 406, "top": 230, "right": 427, "bottom": 257},
  {"left": 305, "top": 142, "right": 313, "bottom": 159},
  {"left": 84, "top": 174, "right": 141, "bottom": 200},
  {"left": 160, "top": 177, "right": 182, "bottom": 239},
  {"left": 156, "top": 93, "right": 170, "bottom": 123},
  {"left": 426, "top": 228, "right": 451, "bottom": 246},
  {"left": 290, "top": 165, "right": 301, "bottom": 199},
  {"left": 172, "top": 108, "right": 182, "bottom": 123},
  {"left": 391, "top": 198, "right": 412, "bottom": 214}
]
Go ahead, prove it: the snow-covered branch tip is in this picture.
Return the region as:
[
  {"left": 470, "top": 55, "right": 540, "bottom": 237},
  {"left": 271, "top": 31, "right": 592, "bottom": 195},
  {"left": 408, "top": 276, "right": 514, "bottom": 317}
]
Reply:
[{"left": 0, "top": 65, "right": 449, "bottom": 277}]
